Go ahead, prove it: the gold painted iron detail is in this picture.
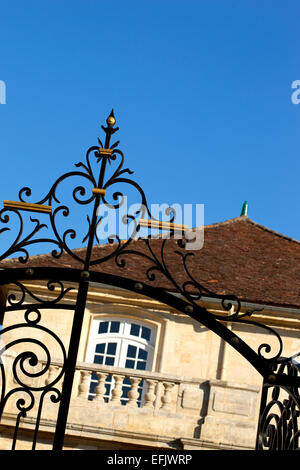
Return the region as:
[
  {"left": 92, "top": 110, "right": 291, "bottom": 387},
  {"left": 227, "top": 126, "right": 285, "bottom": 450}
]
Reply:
[
  {"left": 3, "top": 200, "right": 52, "bottom": 214},
  {"left": 139, "top": 218, "right": 188, "bottom": 232},
  {"left": 92, "top": 188, "right": 106, "bottom": 196},
  {"left": 97, "top": 148, "right": 113, "bottom": 156}
]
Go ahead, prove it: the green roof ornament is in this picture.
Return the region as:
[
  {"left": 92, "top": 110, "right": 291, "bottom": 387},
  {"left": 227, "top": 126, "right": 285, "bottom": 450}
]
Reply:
[{"left": 241, "top": 201, "right": 248, "bottom": 216}]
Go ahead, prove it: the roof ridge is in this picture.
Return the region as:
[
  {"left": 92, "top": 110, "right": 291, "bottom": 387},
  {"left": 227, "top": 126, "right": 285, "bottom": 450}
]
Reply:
[
  {"left": 245, "top": 218, "right": 300, "bottom": 245},
  {"left": 192, "top": 215, "right": 249, "bottom": 230},
  {"left": 193, "top": 215, "right": 300, "bottom": 245}
]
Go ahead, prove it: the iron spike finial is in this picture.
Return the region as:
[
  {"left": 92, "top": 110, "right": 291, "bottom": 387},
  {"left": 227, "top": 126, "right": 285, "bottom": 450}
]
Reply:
[
  {"left": 106, "top": 109, "right": 116, "bottom": 127},
  {"left": 101, "top": 109, "right": 119, "bottom": 148}
]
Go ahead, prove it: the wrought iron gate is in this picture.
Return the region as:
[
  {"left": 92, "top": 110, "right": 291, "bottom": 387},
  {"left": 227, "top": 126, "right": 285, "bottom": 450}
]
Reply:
[{"left": 0, "top": 111, "right": 298, "bottom": 450}]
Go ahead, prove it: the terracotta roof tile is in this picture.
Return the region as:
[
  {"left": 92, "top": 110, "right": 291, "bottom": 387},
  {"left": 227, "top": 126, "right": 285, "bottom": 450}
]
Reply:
[{"left": 1, "top": 216, "right": 300, "bottom": 309}]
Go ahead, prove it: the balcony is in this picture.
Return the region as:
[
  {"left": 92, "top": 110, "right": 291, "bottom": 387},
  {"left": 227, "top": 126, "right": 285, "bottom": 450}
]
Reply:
[{"left": 0, "top": 355, "right": 261, "bottom": 450}]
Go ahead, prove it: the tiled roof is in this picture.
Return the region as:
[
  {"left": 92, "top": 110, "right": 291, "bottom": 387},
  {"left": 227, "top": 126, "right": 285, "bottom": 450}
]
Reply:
[{"left": 1, "top": 215, "right": 300, "bottom": 309}]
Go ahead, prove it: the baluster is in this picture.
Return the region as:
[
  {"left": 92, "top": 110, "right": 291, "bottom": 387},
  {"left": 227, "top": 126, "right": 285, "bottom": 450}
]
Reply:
[
  {"left": 144, "top": 379, "right": 157, "bottom": 409},
  {"left": 77, "top": 370, "right": 90, "bottom": 399},
  {"left": 94, "top": 372, "right": 109, "bottom": 403},
  {"left": 127, "top": 376, "right": 141, "bottom": 407},
  {"left": 110, "top": 374, "right": 125, "bottom": 405},
  {"left": 161, "top": 381, "right": 175, "bottom": 411}
]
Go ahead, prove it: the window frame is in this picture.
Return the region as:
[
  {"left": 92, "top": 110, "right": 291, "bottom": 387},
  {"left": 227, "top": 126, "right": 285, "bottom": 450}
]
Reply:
[
  {"left": 86, "top": 316, "right": 156, "bottom": 368},
  {"left": 86, "top": 316, "right": 157, "bottom": 405}
]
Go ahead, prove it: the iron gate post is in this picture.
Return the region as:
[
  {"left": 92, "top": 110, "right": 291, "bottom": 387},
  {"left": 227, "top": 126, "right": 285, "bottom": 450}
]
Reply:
[{"left": 52, "top": 112, "right": 116, "bottom": 450}]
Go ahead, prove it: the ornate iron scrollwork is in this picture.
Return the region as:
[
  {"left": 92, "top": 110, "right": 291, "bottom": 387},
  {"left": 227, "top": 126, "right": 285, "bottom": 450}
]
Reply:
[
  {"left": 257, "top": 360, "right": 300, "bottom": 450},
  {"left": 0, "top": 298, "right": 67, "bottom": 449},
  {"left": 0, "top": 110, "right": 298, "bottom": 450}
]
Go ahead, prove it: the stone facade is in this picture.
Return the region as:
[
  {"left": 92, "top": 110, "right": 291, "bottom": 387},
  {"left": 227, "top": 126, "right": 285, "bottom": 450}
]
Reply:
[
  {"left": 0, "top": 216, "right": 299, "bottom": 450},
  {"left": 0, "top": 280, "right": 299, "bottom": 451}
]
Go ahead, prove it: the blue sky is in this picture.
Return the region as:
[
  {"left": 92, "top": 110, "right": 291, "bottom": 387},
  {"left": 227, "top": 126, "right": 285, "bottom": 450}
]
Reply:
[{"left": 0, "top": 0, "right": 299, "bottom": 256}]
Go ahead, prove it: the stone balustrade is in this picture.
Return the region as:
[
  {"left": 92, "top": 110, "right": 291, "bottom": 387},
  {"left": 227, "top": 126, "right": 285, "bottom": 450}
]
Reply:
[
  {"left": 72, "top": 362, "right": 184, "bottom": 412},
  {"left": 0, "top": 356, "right": 262, "bottom": 449}
]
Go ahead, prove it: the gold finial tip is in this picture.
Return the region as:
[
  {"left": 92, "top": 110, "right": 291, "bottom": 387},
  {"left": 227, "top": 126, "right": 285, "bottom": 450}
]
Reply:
[{"left": 106, "top": 109, "right": 116, "bottom": 126}]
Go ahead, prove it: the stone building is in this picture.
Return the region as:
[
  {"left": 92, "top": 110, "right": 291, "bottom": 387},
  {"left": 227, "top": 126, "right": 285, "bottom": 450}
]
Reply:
[{"left": 0, "top": 214, "right": 299, "bottom": 450}]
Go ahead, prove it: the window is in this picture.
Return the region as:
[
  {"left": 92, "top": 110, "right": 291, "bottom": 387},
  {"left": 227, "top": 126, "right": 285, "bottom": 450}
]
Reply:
[{"left": 86, "top": 318, "right": 156, "bottom": 406}]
